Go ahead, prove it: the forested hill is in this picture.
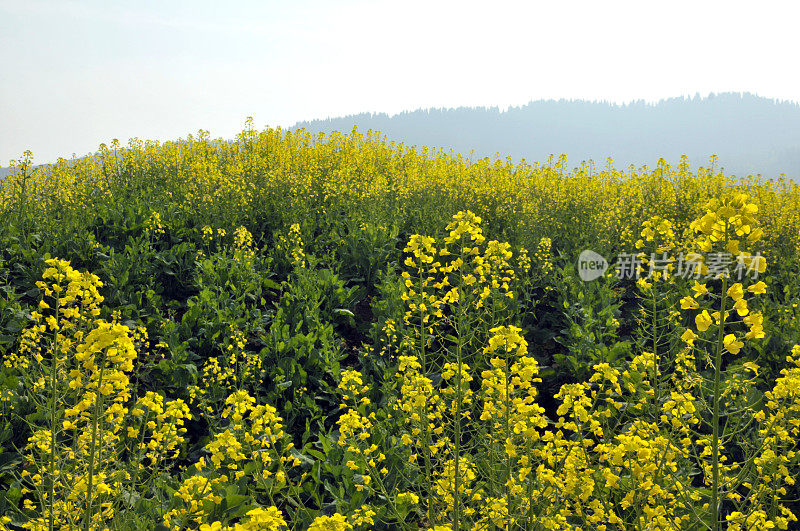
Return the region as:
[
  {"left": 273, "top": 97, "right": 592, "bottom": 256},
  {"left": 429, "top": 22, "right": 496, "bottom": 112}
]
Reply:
[{"left": 293, "top": 93, "right": 800, "bottom": 181}]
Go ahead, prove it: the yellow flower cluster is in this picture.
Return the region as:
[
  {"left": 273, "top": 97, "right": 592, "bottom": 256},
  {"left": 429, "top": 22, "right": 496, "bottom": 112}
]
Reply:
[
  {"left": 188, "top": 327, "right": 261, "bottom": 417},
  {"left": 5, "top": 126, "right": 800, "bottom": 273},
  {"left": 336, "top": 370, "right": 386, "bottom": 494},
  {"left": 516, "top": 246, "right": 531, "bottom": 275},
  {"left": 199, "top": 506, "right": 289, "bottom": 531},
  {"left": 401, "top": 234, "right": 440, "bottom": 326},
  {"left": 432, "top": 455, "right": 478, "bottom": 516},
  {"left": 393, "top": 355, "right": 447, "bottom": 457},
  {"left": 480, "top": 326, "right": 548, "bottom": 444},
  {"left": 276, "top": 223, "right": 306, "bottom": 269},
  {"left": 209, "top": 390, "right": 291, "bottom": 474},
  {"left": 145, "top": 210, "right": 165, "bottom": 236},
  {"left": 397, "top": 211, "right": 518, "bottom": 356},
  {"left": 189, "top": 356, "right": 236, "bottom": 413},
  {"left": 166, "top": 389, "right": 298, "bottom": 529},
  {"left": 680, "top": 193, "right": 767, "bottom": 350},
  {"left": 690, "top": 193, "right": 762, "bottom": 256},
  {"left": 532, "top": 236, "right": 554, "bottom": 278},
  {"left": 128, "top": 391, "right": 191, "bottom": 464},
  {"left": 7, "top": 123, "right": 800, "bottom": 529},
  {"left": 11, "top": 259, "right": 148, "bottom": 528},
  {"left": 198, "top": 225, "right": 256, "bottom": 266},
  {"left": 232, "top": 225, "right": 256, "bottom": 264},
  {"left": 163, "top": 474, "right": 227, "bottom": 528},
  {"left": 201, "top": 225, "right": 226, "bottom": 244},
  {"left": 308, "top": 513, "right": 351, "bottom": 531},
  {"left": 635, "top": 215, "right": 678, "bottom": 284},
  {"left": 443, "top": 211, "right": 515, "bottom": 307}
]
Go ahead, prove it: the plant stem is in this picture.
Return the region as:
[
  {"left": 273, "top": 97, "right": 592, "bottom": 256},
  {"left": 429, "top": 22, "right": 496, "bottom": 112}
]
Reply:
[
  {"left": 452, "top": 282, "right": 465, "bottom": 530},
  {"left": 48, "top": 294, "right": 61, "bottom": 531},
  {"left": 651, "top": 288, "right": 659, "bottom": 410},
  {"left": 504, "top": 346, "right": 511, "bottom": 531},
  {"left": 418, "top": 272, "right": 435, "bottom": 527},
  {"left": 84, "top": 362, "right": 106, "bottom": 531},
  {"left": 711, "top": 234, "right": 729, "bottom": 531}
]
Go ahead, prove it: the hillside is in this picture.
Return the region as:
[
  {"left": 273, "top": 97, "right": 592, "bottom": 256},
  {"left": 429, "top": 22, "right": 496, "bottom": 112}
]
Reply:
[
  {"left": 294, "top": 92, "right": 800, "bottom": 180},
  {"left": 1, "top": 126, "right": 799, "bottom": 528}
]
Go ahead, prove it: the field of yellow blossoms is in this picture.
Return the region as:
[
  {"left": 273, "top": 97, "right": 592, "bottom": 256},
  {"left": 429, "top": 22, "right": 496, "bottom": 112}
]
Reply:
[{"left": 0, "top": 121, "right": 799, "bottom": 529}]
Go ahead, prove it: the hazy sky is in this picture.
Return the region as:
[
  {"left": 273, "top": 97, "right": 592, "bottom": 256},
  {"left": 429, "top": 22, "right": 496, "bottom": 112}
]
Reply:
[{"left": 1, "top": 0, "right": 799, "bottom": 165}]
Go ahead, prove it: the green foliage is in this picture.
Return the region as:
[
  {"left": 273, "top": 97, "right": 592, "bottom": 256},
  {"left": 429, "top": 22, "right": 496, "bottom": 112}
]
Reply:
[
  {"left": 1, "top": 127, "right": 800, "bottom": 528},
  {"left": 553, "top": 265, "right": 628, "bottom": 380}
]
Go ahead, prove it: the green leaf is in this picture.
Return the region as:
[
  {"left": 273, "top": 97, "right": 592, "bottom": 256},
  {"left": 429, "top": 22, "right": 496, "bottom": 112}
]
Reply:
[
  {"left": 0, "top": 452, "right": 22, "bottom": 473},
  {"left": 305, "top": 449, "right": 326, "bottom": 461}
]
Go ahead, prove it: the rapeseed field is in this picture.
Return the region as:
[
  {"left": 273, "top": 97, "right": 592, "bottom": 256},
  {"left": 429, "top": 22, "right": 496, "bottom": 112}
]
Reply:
[{"left": 0, "top": 123, "right": 798, "bottom": 529}]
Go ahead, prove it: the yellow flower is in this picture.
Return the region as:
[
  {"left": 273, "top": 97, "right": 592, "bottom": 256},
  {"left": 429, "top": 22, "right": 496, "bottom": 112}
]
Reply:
[
  {"left": 681, "top": 329, "right": 699, "bottom": 346},
  {"left": 308, "top": 513, "right": 352, "bottom": 531},
  {"left": 726, "top": 283, "right": 744, "bottom": 301},
  {"left": 680, "top": 296, "right": 700, "bottom": 310},
  {"left": 747, "top": 281, "right": 767, "bottom": 295},
  {"left": 695, "top": 310, "right": 713, "bottom": 332},
  {"left": 692, "top": 282, "right": 710, "bottom": 297},
  {"left": 733, "top": 298, "right": 749, "bottom": 317},
  {"left": 397, "top": 491, "right": 419, "bottom": 505},
  {"left": 723, "top": 334, "right": 744, "bottom": 354},
  {"left": 750, "top": 254, "right": 767, "bottom": 273}
]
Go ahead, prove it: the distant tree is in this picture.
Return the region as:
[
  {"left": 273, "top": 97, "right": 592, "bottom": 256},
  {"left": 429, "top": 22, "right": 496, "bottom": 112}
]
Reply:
[{"left": 292, "top": 93, "right": 800, "bottom": 181}]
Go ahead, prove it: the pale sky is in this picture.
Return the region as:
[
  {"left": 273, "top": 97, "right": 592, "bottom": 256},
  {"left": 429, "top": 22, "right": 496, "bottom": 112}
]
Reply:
[{"left": 1, "top": 0, "right": 799, "bottom": 165}]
